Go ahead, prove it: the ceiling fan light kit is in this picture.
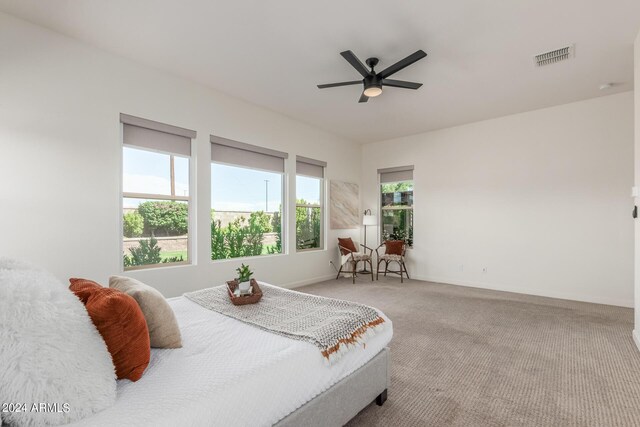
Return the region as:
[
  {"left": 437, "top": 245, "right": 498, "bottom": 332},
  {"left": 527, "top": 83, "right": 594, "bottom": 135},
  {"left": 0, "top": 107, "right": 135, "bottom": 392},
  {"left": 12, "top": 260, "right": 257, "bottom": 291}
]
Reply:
[
  {"left": 317, "top": 49, "right": 427, "bottom": 103},
  {"left": 363, "top": 86, "right": 382, "bottom": 97}
]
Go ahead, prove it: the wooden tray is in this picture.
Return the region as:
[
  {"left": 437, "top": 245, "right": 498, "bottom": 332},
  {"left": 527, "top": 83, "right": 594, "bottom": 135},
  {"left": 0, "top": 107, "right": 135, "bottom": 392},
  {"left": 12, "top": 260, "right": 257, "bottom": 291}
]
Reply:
[{"left": 226, "top": 278, "right": 262, "bottom": 305}]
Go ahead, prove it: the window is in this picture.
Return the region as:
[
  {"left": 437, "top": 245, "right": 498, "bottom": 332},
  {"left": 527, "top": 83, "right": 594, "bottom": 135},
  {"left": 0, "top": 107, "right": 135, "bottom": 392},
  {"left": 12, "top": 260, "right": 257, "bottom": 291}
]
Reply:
[
  {"left": 210, "top": 135, "right": 287, "bottom": 260},
  {"left": 296, "top": 156, "right": 326, "bottom": 251},
  {"left": 379, "top": 166, "right": 414, "bottom": 247},
  {"left": 121, "top": 114, "right": 196, "bottom": 270}
]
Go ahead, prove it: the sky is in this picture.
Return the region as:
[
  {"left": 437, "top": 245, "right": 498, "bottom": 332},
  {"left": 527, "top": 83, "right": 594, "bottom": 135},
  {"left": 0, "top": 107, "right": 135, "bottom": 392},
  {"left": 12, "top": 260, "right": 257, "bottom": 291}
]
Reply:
[{"left": 123, "top": 147, "right": 321, "bottom": 211}]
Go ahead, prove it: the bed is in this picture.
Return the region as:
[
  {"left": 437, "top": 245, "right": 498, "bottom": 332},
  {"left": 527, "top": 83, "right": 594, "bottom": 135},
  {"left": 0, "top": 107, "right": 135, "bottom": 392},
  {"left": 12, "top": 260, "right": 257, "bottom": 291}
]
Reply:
[{"left": 70, "top": 292, "right": 393, "bottom": 427}]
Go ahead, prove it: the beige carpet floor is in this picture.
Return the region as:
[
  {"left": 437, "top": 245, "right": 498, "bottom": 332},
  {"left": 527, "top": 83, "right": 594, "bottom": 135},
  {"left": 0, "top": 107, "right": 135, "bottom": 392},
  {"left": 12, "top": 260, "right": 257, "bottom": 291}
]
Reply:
[{"left": 298, "top": 277, "right": 640, "bottom": 426}]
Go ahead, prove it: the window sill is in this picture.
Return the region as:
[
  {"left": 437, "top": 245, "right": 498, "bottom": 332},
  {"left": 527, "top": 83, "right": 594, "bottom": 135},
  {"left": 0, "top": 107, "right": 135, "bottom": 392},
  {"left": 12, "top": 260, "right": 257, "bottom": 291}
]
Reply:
[
  {"left": 210, "top": 253, "right": 286, "bottom": 264},
  {"left": 296, "top": 247, "right": 325, "bottom": 253},
  {"left": 123, "top": 260, "right": 192, "bottom": 272}
]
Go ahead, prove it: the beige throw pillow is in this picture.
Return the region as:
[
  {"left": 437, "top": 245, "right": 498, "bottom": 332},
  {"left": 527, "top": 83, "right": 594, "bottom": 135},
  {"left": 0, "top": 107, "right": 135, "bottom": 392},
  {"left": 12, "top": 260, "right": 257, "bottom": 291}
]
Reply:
[{"left": 109, "top": 276, "right": 182, "bottom": 349}]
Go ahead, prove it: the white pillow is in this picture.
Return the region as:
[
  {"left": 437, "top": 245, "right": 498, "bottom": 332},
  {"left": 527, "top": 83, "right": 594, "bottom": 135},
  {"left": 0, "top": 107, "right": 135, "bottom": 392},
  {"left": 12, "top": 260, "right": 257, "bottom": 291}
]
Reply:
[{"left": 0, "top": 261, "right": 116, "bottom": 426}]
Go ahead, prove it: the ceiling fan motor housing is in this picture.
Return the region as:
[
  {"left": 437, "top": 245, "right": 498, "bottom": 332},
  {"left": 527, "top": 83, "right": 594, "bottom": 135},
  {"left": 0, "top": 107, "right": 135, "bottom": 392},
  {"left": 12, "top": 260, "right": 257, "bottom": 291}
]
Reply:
[{"left": 365, "top": 74, "right": 382, "bottom": 90}]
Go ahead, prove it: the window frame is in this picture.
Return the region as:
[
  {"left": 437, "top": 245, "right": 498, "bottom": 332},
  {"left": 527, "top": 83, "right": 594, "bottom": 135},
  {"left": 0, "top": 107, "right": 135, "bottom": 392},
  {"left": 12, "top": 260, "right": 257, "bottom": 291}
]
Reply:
[
  {"left": 120, "top": 115, "right": 196, "bottom": 272},
  {"left": 379, "top": 173, "right": 414, "bottom": 249},
  {"left": 295, "top": 174, "right": 325, "bottom": 252}
]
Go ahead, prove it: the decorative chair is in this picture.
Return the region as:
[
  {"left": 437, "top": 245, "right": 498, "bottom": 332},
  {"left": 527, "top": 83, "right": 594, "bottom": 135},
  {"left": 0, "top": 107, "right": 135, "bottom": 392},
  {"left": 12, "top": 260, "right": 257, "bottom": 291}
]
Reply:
[
  {"left": 336, "top": 237, "right": 374, "bottom": 284},
  {"left": 376, "top": 240, "right": 409, "bottom": 282}
]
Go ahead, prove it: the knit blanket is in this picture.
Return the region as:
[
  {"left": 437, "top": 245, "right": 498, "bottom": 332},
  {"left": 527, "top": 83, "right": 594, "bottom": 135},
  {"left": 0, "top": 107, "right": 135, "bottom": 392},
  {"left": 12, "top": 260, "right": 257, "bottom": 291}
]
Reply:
[{"left": 184, "top": 283, "right": 385, "bottom": 364}]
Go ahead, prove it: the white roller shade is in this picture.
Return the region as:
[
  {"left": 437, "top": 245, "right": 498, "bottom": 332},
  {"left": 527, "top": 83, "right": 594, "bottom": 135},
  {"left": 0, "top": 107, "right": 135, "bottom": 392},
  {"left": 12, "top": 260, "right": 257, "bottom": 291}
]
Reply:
[
  {"left": 210, "top": 135, "right": 288, "bottom": 173},
  {"left": 296, "top": 156, "right": 326, "bottom": 178},
  {"left": 379, "top": 165, "right": 414, "bottom": 183},
  {"left": 121, "top": 113, "right": 195, "bottom": 157}
]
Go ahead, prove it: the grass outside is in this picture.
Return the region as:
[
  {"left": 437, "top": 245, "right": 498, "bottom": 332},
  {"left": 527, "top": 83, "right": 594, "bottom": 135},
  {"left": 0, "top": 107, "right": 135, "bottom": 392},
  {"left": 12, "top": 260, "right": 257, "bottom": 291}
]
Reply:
[
  {"left": 160, "top": 245, "right": 277, "bottom": 262},
  {"left": 160, "top": 250, "right": 187, "bottom": 262},
  {"left": 261, "top": 244, "right": 277, "bottom": 255}
]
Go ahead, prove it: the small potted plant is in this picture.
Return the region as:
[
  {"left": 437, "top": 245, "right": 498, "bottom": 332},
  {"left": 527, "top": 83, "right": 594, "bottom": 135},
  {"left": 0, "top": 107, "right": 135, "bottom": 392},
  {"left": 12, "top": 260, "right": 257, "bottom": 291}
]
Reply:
[{"left": 236, "top": 263, "right": 253, "bottom": 295}]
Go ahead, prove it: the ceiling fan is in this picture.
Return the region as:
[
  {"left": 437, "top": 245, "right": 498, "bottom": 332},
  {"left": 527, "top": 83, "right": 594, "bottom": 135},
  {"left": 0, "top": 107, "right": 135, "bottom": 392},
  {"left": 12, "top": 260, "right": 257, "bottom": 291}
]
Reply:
[{"left": 317, "top": 49, "right": 427, "bottom": 103}]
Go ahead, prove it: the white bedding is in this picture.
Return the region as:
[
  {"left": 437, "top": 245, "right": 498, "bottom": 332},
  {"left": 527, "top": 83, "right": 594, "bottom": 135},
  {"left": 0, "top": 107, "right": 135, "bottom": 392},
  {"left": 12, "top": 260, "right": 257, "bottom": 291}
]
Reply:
[{"left": 70, "top": 290, "right": 393, "bottom": 427}]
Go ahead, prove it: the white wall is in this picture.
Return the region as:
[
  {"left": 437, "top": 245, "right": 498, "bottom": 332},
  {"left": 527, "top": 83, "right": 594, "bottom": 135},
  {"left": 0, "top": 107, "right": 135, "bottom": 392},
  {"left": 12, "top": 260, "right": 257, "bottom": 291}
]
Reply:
[
  {"left": 0, "top": 12, "right": 360, "bottom": 297},
  {"left": 362, "top": 92, "right": 634, "bottom": 307}
]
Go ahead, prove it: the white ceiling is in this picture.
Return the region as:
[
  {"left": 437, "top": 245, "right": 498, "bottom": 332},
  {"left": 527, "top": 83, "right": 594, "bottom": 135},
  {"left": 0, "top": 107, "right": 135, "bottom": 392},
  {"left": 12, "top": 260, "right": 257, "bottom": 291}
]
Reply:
[{"left": 1, "top": 0, "right": 639, "bottom": 143}]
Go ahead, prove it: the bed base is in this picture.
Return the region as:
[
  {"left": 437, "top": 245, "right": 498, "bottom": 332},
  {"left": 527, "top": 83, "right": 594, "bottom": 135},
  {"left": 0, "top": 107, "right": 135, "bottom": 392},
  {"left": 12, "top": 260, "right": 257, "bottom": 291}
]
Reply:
[{"left": 274, "top": 347, "right": 390, "bottom": 427}]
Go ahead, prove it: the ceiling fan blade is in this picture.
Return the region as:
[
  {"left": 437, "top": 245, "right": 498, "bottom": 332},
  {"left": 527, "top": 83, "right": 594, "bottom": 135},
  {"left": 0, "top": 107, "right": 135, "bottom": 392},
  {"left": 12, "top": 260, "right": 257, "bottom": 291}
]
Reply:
[
  {"left": 358, "top": 93, "right": 369, "bottom": 103},
  {"left": 340, "top": 50, "right": 371, "bottom": 78},
  {"left": 381, "top": 79, "right": 423, "bottom": 90},
  {"left": 317, "top": 80, "right": 362, "bottom": 89},
  {"left": 378, "top": 50, "right": 427, "bottom": 79}
]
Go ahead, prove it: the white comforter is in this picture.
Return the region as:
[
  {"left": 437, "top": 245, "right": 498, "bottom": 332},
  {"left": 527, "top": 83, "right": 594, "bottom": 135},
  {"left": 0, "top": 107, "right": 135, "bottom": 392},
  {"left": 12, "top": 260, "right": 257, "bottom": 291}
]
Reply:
[{"left": 70, "top": 292, "right": 393, "bottom": 427}]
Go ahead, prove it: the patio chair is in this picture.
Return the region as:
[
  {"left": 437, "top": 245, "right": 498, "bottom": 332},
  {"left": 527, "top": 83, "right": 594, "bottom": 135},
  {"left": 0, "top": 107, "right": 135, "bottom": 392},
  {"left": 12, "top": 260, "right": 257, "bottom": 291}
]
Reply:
[
  {"left": 376, "top": 240, "right": 409, "bottom": 283},
  {"left": 336, "top": 237, "right": 374, "bottom": 284}
]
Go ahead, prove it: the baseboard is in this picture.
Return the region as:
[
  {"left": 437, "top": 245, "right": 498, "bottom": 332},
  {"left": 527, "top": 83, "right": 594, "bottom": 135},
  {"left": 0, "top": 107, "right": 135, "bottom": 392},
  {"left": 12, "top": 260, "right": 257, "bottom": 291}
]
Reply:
[
  {"left": 633, "top": 330, "right": 640, "bottom": 353},
  {"left": 284, "top": 274, "right": 337, "bottom": 290},
  {"left": 412, "top": 275, "right": 634, "bottom": 308}
]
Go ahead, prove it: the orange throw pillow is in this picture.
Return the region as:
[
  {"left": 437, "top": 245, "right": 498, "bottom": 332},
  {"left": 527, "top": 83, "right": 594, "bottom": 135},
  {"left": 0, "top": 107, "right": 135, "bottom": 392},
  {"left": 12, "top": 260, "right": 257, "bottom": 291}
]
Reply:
[
  {"left": 338, "top": 237, "right": 358, "bottom": 255},
  {"left": 69, "top": 278, "right": 150, "bottom": 382},
  {"left": 68, "top": 278, "right": 101, "bottom": 302},
  {"left": 385, "top": 240, "right": 405, "bottom": 255}
]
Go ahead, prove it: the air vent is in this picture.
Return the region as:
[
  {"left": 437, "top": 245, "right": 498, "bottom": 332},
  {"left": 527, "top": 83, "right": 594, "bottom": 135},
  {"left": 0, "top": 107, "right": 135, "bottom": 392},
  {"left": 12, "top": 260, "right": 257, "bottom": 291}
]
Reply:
[{"left": 534, "top": 45, "right": 574, "bottom": 66}]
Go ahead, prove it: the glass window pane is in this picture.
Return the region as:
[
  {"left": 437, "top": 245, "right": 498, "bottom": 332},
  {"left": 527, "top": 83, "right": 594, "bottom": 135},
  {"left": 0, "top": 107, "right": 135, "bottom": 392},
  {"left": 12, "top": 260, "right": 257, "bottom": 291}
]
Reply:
[
  {"left": 211, "top": 163, "right": 283, "bottom": 260},
  {"left": 296, "top": 175, "right": 323, "bottom": 250},
  {"left": 296, "top": 175, "right": 321, "bottom": 205},
  {"left": 174, "top": 155, "right": 189, "bottom": 197},
  {"left": 123, "top": 147, "right": 171, "bottom": 195},
  {"left": 381, "top": 181, "right": 413, "bottom": 207},
  {"left": 381, "top": 180, "right": 413, "bottom": 247},
  {"left": 296, "top": 206, "right": 321, "bottom": 250},
  {"left": 381, "top": 209, "right": 413, "bottom": 246},
  {"left": 123, "top": 198, "right": 188, "bottom": 269}
]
